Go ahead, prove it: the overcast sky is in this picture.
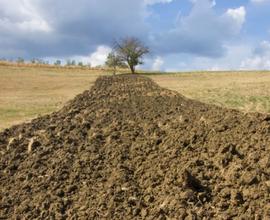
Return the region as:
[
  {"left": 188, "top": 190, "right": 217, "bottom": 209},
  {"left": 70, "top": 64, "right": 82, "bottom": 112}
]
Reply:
[{"left": 1, "top": 0, "right": 270, "bottom": 71}]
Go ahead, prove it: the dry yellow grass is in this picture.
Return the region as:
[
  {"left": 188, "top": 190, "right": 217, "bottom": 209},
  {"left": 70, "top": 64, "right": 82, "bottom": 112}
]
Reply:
[
  {"left": 1, "top": 65, "right": 270, "bottom": 131},
  {"left": 149, "top": 71, "right": 270, "bottom": 113},
  {"left": 0, "top": 65, "right": 108, "bottom": 130}
]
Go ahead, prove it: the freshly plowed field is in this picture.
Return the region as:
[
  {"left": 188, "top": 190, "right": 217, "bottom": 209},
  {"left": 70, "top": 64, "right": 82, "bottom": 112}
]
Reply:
[{"left": 1, "top": 75, "right": 270, "bottom": 219}]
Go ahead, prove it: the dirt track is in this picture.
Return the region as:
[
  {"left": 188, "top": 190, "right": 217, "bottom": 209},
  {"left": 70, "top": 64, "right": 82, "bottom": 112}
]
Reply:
[{"left": 1, "top": 75, "right": 270, "bottom": 219}]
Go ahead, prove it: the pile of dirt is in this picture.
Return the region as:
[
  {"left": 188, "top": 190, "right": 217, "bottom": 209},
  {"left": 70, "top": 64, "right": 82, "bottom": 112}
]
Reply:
[{"left": 1, "top": 75, "right": 270, "bottom": 219}]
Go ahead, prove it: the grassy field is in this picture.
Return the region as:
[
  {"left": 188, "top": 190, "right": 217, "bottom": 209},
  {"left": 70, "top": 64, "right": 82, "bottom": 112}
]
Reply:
[
  {"left": 1, "top": 65, "right": 270, "bottom": 130},
  {"left": 0, "top": 65, "right": 107, "bottom": 130},
  {"left": 149, "top": 71, "right": 270, "bottom": 113}
]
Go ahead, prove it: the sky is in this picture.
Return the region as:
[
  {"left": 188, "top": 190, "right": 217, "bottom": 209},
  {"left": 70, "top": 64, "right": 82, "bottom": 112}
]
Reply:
[{"left": 1, "top": 0, "right": 270, "bottom": 71}]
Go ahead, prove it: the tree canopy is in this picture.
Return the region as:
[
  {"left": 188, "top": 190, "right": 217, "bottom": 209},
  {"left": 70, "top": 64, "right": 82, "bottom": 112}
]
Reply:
[
  {"left": 105, "top": 52, "right": 126, "bottom": 75},
  {"left": 114, "top": 37, "right": 149, "bottom": 74}
]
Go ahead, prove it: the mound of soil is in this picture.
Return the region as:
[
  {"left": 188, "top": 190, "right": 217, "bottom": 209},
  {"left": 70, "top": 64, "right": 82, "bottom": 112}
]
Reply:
[{"left": 1, "top": 75, "right": 270, "bottom": 219}]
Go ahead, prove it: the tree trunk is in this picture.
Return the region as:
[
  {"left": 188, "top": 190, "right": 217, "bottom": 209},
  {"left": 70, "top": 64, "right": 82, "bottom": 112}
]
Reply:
[{"left": 130, "top": 65, "right": 135, "bottom": 74}]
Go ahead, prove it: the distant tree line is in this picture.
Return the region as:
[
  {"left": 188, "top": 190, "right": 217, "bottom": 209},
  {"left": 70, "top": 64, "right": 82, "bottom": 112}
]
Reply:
[{"left": 0, "top": 57, "right": 92, "bottom": 68}]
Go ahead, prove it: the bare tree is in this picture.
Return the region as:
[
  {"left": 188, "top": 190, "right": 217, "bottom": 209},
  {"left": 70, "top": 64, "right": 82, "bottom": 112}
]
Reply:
[{"left": 114, "top": 37, "right": 149, "bottom": 74}]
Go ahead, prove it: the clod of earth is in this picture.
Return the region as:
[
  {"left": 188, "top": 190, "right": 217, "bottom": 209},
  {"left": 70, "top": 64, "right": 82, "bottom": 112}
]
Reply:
[{"left": 0, "top": 75, "right": 270, "bottom": 219}]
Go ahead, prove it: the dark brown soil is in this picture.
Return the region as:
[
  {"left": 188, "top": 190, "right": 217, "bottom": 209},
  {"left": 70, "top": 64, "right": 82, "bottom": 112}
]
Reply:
[{"left": 1, "top": 75, "right": 270, "bottom": 219}]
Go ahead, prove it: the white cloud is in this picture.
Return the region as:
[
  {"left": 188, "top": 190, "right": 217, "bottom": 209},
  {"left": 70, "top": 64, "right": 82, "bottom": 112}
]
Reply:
[
  {"left": 0, "top": 0, "right": 254, "bottom": 71},
  {"left": 0, "top": 0, "right": 148, "bottom": 58},
  {"left": 152, "top": 56, "right": 164, "bottom": 70},
  {"left": 54, "top": 45, "right": 112, "bottom": 66},
  {"left": 155, "top": 44, "right": 252, "bottom": 71},
  {"left": 254, "top": 40, "right": 270, "bottom": 54},
  {"left": 159, "top": 41, "right": 270, "bottom": 71},
  {"left": 241, "top": 41, "right": 270, "bottom": 70},
  {"left": 192, "top": 44, "right": 252, "bottom": 70},
  {"left": 241, "top": 56, "right": 270, "bottom": 70},
  {"left": 154, "top": 0, "right": 246, "bottom": 57},
  {"left": 144, "top": 0, "right": 173, "bottom": 5},
  {"left": 0, "top": 0, "right": 51, "bottom": 33},
  {"left": 189, "top": 0, "right": 216, "bottom": 7},
  {"left": 250, "top": 0, "right": 269, "bottom": 3},
  {"left": 225, "top": 6, "right": 246, "bottom": 28},
  {"left": 89, "top": 45, "right": 112, "bottom": 67},
  {"left": 18, "top": 19, "right": 51, "bottom": 32}
]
